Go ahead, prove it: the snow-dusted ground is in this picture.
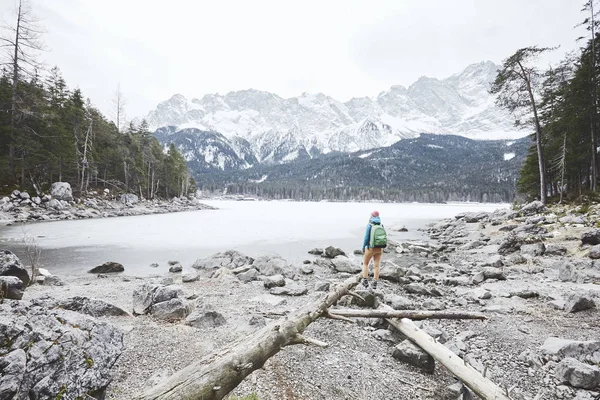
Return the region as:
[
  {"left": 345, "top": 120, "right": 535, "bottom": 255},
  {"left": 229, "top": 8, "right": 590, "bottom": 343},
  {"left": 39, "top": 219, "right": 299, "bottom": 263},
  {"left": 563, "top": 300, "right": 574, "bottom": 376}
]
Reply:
[{"left": 0, "top": 200, "right": 506, "bottom": 276}]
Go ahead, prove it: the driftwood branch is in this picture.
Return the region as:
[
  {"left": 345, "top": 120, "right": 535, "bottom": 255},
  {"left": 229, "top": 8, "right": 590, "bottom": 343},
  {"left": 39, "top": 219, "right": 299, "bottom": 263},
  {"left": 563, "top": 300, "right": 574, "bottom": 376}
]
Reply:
[
  {"left": 135, "top": 275, "right": 361, "bottom": 400},
  {"left": 385, "top": 315, "right": 510, "bottom": 400},
  {"left": 328, "top": 309, "right": 487, "bottom": 321},
  {"left": 292, "top": 334, "right": 328, "bottom": 348},
  {"left": 323, "top": 310, "right": 355, "bottom": 323}
]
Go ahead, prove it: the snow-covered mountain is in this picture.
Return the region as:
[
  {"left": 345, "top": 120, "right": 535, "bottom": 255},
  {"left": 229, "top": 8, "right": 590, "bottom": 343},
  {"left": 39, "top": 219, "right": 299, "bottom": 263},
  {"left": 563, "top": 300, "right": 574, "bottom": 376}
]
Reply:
[{"left": 143, "top": 61, "right": 523, "bottom": 170}]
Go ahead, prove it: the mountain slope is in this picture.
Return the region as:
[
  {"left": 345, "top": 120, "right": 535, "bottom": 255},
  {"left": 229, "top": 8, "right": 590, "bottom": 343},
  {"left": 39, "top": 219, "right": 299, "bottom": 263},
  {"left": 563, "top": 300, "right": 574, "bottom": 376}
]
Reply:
[{"left": 145, "top": 61, "right": 522, "bottom": 167}]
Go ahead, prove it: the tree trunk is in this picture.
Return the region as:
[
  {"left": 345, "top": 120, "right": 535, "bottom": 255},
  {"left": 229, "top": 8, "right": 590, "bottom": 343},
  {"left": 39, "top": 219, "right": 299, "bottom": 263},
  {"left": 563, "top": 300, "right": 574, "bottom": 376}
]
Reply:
[
  {"left": 135, "top": 275, "right": 361, "bottom": 400},
  {"left": 385, "top": 316, "right": 511, "bottom": 400},
  {"left": 591, "top": 0, "right": 598, "bottom": 191},
  {"left": 328, "top": 309, "right": 487, "bottom": 321},
  {"left": 9, "top": 0, "right": 23, "bottom": 177}
]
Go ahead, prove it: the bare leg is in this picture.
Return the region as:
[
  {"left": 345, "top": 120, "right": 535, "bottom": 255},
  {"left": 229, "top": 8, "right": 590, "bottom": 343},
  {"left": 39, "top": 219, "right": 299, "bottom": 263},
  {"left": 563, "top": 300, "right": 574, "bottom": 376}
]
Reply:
[
  {"left": 373, "top": 250, "right": 382, "bottom": 280},
  {"left": 363, "top": 248, "right": 373, "bottom": 279}
]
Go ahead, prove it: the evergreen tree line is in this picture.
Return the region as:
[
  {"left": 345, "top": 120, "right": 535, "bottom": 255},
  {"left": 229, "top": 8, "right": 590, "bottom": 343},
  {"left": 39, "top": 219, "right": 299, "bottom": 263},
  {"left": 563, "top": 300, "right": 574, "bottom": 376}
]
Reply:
[
  {"left": 0, "top": 1, "right": 193, "bottom": 199},
  {"left": 494, "top": 0, "right": 600, "bottom": 203}
]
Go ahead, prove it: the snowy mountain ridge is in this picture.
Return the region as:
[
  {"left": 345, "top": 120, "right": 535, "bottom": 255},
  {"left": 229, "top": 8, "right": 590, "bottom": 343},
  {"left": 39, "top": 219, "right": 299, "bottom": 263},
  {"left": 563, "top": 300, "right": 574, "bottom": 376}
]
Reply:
[{"left": 144, "top": 61, "right": 524, "bottom": 169}]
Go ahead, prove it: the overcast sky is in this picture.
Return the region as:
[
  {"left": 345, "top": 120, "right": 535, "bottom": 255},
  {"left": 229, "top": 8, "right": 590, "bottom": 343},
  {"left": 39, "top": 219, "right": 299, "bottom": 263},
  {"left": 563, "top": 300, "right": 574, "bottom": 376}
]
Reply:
[{"left": 0, "top": 0, "right": 588, "bottom": 119}]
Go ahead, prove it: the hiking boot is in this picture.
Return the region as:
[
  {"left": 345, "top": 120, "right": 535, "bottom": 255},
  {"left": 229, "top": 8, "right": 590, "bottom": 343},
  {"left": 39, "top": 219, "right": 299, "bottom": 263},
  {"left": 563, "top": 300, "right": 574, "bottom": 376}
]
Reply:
[
  {"left": 371, "top": 280, "right": 378, "bottom": 290},
  {"left": 361, "top": 278, "right": 369, "bottom": 288}
]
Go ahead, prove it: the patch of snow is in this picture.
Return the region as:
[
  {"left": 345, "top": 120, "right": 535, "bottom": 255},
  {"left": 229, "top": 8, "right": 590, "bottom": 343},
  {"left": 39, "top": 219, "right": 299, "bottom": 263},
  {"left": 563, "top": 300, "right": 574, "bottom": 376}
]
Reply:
[
  {"left": 504, "top": 152, "right": 516, "bottom": 161},
  {"left": 506, "top": 141, "right": 515, "bottom": 146},
  {"left": 359, "top": 152, "right": 373, "bottom": 159},
  {"left": 249, "top": 175, "right": 268, "bottom": 183},
  {"left": 427, "top": 144, "right": 444, "bottom": 149}
]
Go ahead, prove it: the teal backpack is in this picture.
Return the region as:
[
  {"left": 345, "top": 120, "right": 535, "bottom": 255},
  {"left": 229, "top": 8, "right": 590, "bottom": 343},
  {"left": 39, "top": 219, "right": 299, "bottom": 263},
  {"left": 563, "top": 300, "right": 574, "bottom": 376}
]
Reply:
[{"left": 369, "top": 224, "right": 388, "bottom": 248}]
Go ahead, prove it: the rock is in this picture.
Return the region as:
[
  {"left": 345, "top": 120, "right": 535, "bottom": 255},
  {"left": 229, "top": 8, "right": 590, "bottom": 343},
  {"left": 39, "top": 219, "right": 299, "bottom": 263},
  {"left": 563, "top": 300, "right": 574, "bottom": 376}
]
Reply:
[
  {"left": 314, "top": 281, "right": 330, "bottom": 292},
  {"left": 385, "top": 294, "right": 414, "bottom": 310},
  {"left": 462, "top": 212, "right": 490, "bottom": 223},
  {"left": 398, "top": 227, "right": 409, "bottom": 232},
  {"left": 150, "top": 263, "right": 159, "bottom": 268},
  {"left": 423, "top": 299, "right": 446, "bottom": 310},
  {"left": 482, "top": 267, "right": 506, "bottom": 280},
  {"left": 238, "top": 268, "right": 260, "bottom": 283},
  {"left": 588, "top": 245, "right": 600, "bottom": 260},
  {"left": 89, "top": 261, "right": 124, "bottom": 274},
  {"left": 323, "top": 246, "right": 346, "bottom": 259},
  {"left": 168, "top": 263, "right": 183, "bottom": 273},
  {"left": 132, "top": 283, "right": 159, "bottom": 315},
  {"left": 253, "top": 255, "right": 291, "bottom": 276},
  {"left": 555, "top": 358, "right": 600, "bottom": 389},
  {"left": 564, "top": 294, "right": 597, "bottom": 313},
  {"left": 379, "top": 262, "right": 407, "bottom": 282},
  {"left": 167, "top": 260, "right": 180, "bottom": 266},
  {"left": 405, "top": 283, "right": 435, "bottom": 296},
  {"left": 353, "top": 249, "right": 364, "bottom": 255},
  {"left": 153, "top": 285, "right": 184, "bottom": 304},
  {"left": 182, "top": 272, "right": 200, "bottom": 283},
  {"left": 518, "top": 349, "right": 544, "bottom": 368},
  {"left": 0, "top": 276, "right": 24, "bottom": 300},
  {"left": 10, "top": 189, "right": 20, "bottom": 199},
  {"left": 270, "top": 283, "right": 308, "bottom": 296},
  {"left": 0, "top": 299, "right": 123, "bottom": 399},
  {"left": 50, "top": 181, "right": 73, "bottom": 201},
  {"left": 540, "top": 337, "right": 600, "bottom": 364},
  {"left": 32, "top": 196, "right": 41, "bottom": 205},
  {"left": 192, "top": 250, "right": 254, "bottom": 270},
  {"left": 185, "top": 310, "right": 227, "bottom": 329},
  {"left": 330, "top": 256, "right": 361, "bottom": 273},
  {"left": 120, "top": 193, "right": 139, "bottom": 205},
  {"left": 521, "top": 243, "right": 546, "bottom": 256},
  {"left": 41, "top": 194, "right": 51, "bottom": 202},
  {"left": 549, "top": 299, "right": 566, "bottom": 310},
  {"left": 392, "top": 340, "right": 435, "bottom": 373},
  {"left": 506, "top": 253, "right": 527, "bottom": 265},
  {"left": 300, "top": 265, "right": 314, "bottom": 274},
  {"left": 0, "top": 249, "right": 30, "bottom": 287},
  {"left": 249, "top": 315, "right": 266, "bottom": 327},
  {"left": 545, "top": 244, "right": 568, "bottom": 256},
  {"left": 482, "top": 254, "right": 503, "bottom": 268},
  {"left": 372, "top": 329, "right": 398, "bottom": 343},
  {"left": 510, "top": 290, "right": 539, "bottom": 299},
  {"left": 308, "top": 248, "right": 323, "bottom": 255},
  {"left": 150, "top": 298, "right": 191, "bottom": 320},
  {"left": 560, "top": 215, "right": 587, "bottom": 225},
  {"left": 498, "top": 234, "right": 523, "bottom": 255},
  {"left": 57, "top": 296, "right": 130, "bottom": 317},
  {"left": 499, "top": 224, "right": 519, "bottom": 232},
  {"left": 520, "top": 200, "right": 546, "bottom": 216},
  {"left": 263, "top": 274, "right": 285, "bottom": 289},
  {"left": 582, "top": 229, "right": 600, "bottom": 246}
]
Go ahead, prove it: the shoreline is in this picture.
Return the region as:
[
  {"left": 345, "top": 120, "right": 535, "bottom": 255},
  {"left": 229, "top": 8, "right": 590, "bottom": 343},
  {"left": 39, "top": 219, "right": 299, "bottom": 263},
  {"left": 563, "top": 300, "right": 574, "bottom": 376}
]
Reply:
[{"left": 2, "top": 201, "right": 600, "bottom": 399}]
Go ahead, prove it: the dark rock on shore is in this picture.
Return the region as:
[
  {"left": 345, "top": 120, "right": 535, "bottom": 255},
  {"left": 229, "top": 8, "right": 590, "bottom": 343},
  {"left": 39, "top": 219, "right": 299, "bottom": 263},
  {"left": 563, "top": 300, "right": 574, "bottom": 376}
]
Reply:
[
  {"left": 0, "top": 249, "right": 30, "bottom": 287},
  {"left": 582, "top": 229, "right": 600, "bottom": 246},
  {"left": 89, "top": 261, "right": 124, "bottom": 274},
  {"left": 0, "top": 276, "right": 24, "bottom": 300},
  {"left": 323, "top": 246, "right": 346, "bottom": 259}
]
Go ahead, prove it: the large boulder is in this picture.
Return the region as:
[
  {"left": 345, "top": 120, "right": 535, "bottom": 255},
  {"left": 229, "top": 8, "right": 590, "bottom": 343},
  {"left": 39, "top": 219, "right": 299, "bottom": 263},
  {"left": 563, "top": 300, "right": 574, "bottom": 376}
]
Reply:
[
  {"left": 50, "top": 182, "right": 73, "bottom": 202},
  {"left": 0, "top": 300, "right": 124, "bottom": 399},
  {"left": 582, "top": 229, "right": 600, "bottom": 246},
  {"left": 540, "top": 337, "right": 600, "bottom": 365},
  {"left": 132, "top": 283, "right": 190, "bottom": 320},
  {"left": 588, "top": 245, "right": 600, "bottom": 260},
  {"left": 323, "top": 246, "right": 346, "bottom": 259},
  {"left": 150, "top": 298, "right": 191, "bottom": 321},
  {"left": 520, "top": 200, "right": 546, "bottom": 216},
  {"left": 89, "top": 262, "right": 124, "bottom": 274},
  {"left": 330, "top": 256, "right": 362, "bottom": 274},
  {"left": 0, "top": 249, "right": 30, "bottom": 287},
  {"left": 0, "top": 276, "right": 24, "bottom": 300},
  {"left": 120, "top": 193, "right": 139, "bottom": 205},
  {"left": 253, "top": 255, "right": 290, "bottom": 276},
  {"left": 564, "top": 294, "right": 597, "bottom": 313},
  {"left": 555, "top": 358, "right": 600, "bottom": 389},
  {"left": 192, "top": 250, "right": 254, "bottom": 270}
]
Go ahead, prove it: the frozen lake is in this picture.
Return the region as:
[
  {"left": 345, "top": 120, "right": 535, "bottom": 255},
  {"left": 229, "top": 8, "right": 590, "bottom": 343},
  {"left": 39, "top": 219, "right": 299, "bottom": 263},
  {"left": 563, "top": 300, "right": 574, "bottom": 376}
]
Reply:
[{"left": 0, "top": 200, "right": 507, "bottom": 276}]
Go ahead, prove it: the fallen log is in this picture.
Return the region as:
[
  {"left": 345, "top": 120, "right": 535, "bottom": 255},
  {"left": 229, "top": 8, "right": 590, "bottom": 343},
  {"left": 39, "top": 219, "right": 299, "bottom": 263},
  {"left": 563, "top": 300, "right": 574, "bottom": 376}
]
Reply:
[
  {"left": 135, "top": 274, "right": 361, "bottom": 400},
  {"left": 386, "top": 315, "right": 510, "bottom": 400},
  {"left": 329, "top": 309, "right": 487, "bottom": 321}
]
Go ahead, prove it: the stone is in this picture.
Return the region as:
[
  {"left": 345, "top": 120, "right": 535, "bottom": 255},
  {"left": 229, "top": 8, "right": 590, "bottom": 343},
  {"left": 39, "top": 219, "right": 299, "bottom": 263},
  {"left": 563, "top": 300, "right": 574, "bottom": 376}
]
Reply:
[
  {"left": 462, "top": 212, "right": 490, "bottom": 223},
  {"left": 540, "top": 337, "right": 600, "bottom": 364},
  {"left": 249, "top": 315, "right": 266, "bottom": 327},
  {"left": 50, "top": 182, "right": 73, "bottom": 201},
  {"left": 398, "top": 227, "right": 409, "bottom": 232},
  {"left": 564, "top": 294, "right": 597, "bottom": 313},
  {"left": 499, "top": 224, "right": 519, "bottom": 232},
  {"left": 385, "top": 294, "right": 414, "bottom": 310},
  {"left": 300, "top": 265, "right": 314, "bottom": 274},
  {"left": 132, "top": 283, "right": 159, "bottom": 315},
  {"left": 308, "top": 248, "right": 323, "bottom": 255},
  {"left": 185, "top": 310, "right": 227, "bottom": 329},
  {"left": 404, "top": 283, "right": 433, "bottom": 296},
  {"left": 270, "top": 283, "right": 308, "bottom": 296},
  {"left": 120, "top": 193, "right": 139, "bottom": 205},
  {"left": 314, "top": 281, "right": 330, "bottom": 292},
  {"left": 379, "top": 262, "right": 407, "bottom": 282},
  {"left": 168, "top": 263, "right": 183, "bottom": 273},
  {"left": 168, "top": 260, "right": 180, "bottom": 266},
  {"left": 483, "top": 254, "right": 503, "bottom": 268},
  {"left": 153, "top": 285, "right": 184, "bottom": 304},
  {"left": 182, "top": 272, "right": 200, "bottom": 283},
  {"left": 0, "top": 276, "right": 24, "bottom": 300},
  {"left": 323, "top": 246, "right": 346, "bottom": 259},
  {"left": 263, "top": 274, "right": 285, "bottom": 289},
  {"left": 253, "top": 255, "right": 291, "bottom": 276},
  {"left": 89, "top": 261, "right": 124, "bottom": 274},
  {"left": 518, "top": 349, "right": 544, "bottom": 368},
  {"left": 353, "top": 249, "right": 364, "bottom": 255},
  {"left": 588, "top": 245, "right": 600, "bottom": 260},
  {"left": 150, "top": 263, "right": 159, "bottom": 268},
  {"left": 545, "top": 244, "right": 568, "bottom": 256},
  {"left": 506, "top": 253, "right": 527, "bottom": 265},
  {"left": 521, "top": 243, "right": 546, "bottom": 256},
  {"left": 150, "top": 298, "right": 191, "bottom": 320},
  {"left": 498, "top": 234, "right": 523, "bottom": 255},
  {"left": 555, "top": 358, "right": 600, "bottom": 389},
  {"left": 41, "top": 194, "right": 51, "bottom": 202},
  {"left": 57, "top": 296, "right": 130, "bottom": 317},
  {"left": 32, "top": 196, "right": 41, "bottom": 205},
  {"left": 238, "top": 268, "right": 260, "bottom": 283},
  {"left": 0, "top": 249, "right": 30, "bottom": 287},
  {"left": 392, "top": 340, "right": 435, "bottom": 373},
  {"left": 520, "top": 200, "right": 546, "bottom": 216},
  {"left": 510, "top": 290, "right": 539, "bottom": 299},
  {"left": 0, "top": 300, "right": 124, "bottom": 399},
  {"left": 560, "top": 215, "right": 587, "bottom": 225},
  {"left": 423, "top": 300, "right": 446, "bottom": 310},
  {"left": 192, "top": 250, "right": 254, "bottom": 270},
  {"left": 582, "top": 229, "right": 600, "bottom": 246},
  {"left": 330, "top": 256, "right": 361, "bottom": 273}
]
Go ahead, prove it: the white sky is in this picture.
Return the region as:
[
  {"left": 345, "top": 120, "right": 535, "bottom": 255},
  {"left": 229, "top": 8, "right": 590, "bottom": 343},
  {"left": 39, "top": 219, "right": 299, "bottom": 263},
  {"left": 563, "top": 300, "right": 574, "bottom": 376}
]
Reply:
[{"left": 0, "top": 0, "right": 589, "bottom": 120}]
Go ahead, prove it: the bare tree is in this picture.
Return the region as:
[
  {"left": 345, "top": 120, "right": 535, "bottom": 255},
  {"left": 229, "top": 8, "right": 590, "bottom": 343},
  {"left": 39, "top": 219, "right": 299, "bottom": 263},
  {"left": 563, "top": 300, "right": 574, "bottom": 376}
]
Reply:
[
  {"left": 111, "top": 83, "right": 127, "bottom": 133},
  {"left": 0, "top": 0, "right": 45, "bottom": 174},
  {"left": 20, "top": 230, "right": 41, "bottom": 286},
  {"left": 491, "top": 47, "right": 555, "bottom": 204}
]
